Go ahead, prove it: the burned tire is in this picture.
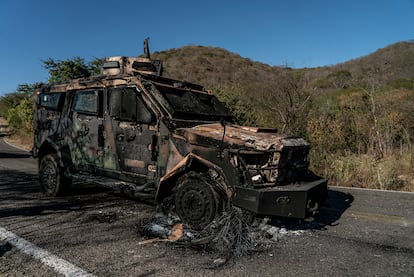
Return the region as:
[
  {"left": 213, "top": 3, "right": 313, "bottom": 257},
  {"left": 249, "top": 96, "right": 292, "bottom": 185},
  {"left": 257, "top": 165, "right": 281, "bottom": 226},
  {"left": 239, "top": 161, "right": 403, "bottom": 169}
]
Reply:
[
  {"left": 174, "top": 173, "right": 222, "bottom": 230},
  {"left": 39, "top": 153, "right": 71, "bottom": 196}
]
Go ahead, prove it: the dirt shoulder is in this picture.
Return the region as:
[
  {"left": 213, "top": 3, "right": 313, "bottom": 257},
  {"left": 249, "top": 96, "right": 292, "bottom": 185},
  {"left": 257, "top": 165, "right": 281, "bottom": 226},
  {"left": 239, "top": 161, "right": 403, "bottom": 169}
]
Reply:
[{"left": 0, "top": 117, "right": 32, "bottom": 152}]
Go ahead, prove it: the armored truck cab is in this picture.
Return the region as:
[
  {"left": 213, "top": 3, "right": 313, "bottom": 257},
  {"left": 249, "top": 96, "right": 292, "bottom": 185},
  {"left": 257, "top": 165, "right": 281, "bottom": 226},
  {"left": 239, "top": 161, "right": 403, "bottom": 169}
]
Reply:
[{"left": 33, "top": 53, "right": 327, "bottom": 229}]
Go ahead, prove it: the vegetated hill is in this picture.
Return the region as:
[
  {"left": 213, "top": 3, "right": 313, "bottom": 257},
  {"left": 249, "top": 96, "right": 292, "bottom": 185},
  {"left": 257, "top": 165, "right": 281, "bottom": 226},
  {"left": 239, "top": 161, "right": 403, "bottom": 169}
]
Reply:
[
  {"left": 152, "top": 41, "right": 414, "bottom": 91},
  {"left": 153, "top": 42, "right": 414, "bottom": 191},
  {"left": 152, "top": 45, "right": 285, "bottom": 89},
  {"left": 343, "top": 41, "right": 414, "bottom": 82},
  {"left": 311, "top": 41, "right": 414, "bottom": 88}
]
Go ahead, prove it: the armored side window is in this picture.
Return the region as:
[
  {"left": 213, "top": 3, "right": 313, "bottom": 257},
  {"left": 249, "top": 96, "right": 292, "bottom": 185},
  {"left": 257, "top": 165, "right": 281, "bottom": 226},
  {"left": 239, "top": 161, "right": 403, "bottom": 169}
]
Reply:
[
  {"left": 109, "top": 87, "right": 153, "bottom": 123},
  {"left": 38, "top": 92, "right": 62, "bottom": 111},
  {"left": 152, "top": 83, "right": 233, "bottom": 121},
  {"left": 72, "top": 90, "right": 99, "bottom": 115}
]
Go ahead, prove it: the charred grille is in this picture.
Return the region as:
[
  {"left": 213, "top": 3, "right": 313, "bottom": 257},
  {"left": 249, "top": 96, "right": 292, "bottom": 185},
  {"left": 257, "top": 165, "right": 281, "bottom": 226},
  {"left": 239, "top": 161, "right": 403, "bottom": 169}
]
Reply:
[
  {"left": 231, "top": 150, "right": 279, "bottom": 187},
  {"left": 277, "top": 146, "right": 310, "bottom": 185},
  {"left": 231, "top": 146, "right": 309, "bottom": 187}
]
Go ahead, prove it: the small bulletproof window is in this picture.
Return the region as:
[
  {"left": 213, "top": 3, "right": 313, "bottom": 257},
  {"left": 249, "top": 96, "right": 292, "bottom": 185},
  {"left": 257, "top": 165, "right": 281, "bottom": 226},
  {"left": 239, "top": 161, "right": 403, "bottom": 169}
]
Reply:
[
  {"left": 109, "top": 87, "right": 153, "bottom": 123},
  {"left": 72, "top": 90, "right": 98, "bottom": 114},
  {"left": 39, "top": 93, "right": 61, "bottom": 110},
  {"left": 132, "top": 61, "right": 157, "bottom": 72},
  {"left": 102, "top": 61, "right": 119, "bottom": 69}
]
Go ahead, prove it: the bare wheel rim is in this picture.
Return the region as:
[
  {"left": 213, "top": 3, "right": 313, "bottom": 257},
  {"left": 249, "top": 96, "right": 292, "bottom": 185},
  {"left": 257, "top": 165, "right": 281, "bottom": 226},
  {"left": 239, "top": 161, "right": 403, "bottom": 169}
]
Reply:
[
  {"left": 40, "top": 161, "right": 57, "bottom": 194},
  {"left": 175, "top": 179, "right": 217, "bottom": 229}
]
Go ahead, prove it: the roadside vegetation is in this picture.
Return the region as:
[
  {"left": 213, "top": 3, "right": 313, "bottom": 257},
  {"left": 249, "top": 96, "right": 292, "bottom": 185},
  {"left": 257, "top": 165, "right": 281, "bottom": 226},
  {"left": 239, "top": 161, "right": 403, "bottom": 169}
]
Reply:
[
  {"left": 0, "top": 58, "right": 102, "bottom": 148},
  {"left": 0, "top": 84, "right": 38, "bottom": 147},
  {"left": 1, "top": 42, "right": 413, "bottom": 191}
]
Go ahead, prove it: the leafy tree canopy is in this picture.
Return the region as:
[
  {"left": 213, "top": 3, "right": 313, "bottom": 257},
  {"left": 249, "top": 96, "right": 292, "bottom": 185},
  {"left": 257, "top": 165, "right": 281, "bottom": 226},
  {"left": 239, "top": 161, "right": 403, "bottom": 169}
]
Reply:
[
  {"left": 42, "top": 57, "right": 103, "bottom": 83},
  {"left": 16, "top": 83, "right": 42, "bottom": 95}
]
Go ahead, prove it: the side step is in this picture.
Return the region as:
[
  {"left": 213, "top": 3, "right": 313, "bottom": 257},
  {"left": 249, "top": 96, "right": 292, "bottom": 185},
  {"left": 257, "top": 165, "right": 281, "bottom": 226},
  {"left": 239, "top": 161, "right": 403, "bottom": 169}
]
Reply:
[{"left": 69, "top": 172, "right": 156, "bottom": 200}]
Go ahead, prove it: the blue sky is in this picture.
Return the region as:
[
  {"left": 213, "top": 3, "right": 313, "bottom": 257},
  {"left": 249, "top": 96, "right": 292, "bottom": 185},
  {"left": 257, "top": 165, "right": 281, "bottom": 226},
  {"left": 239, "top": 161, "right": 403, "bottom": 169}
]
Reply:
[{"left": 0, "top": 0, "right": 413, "bottom": 95}]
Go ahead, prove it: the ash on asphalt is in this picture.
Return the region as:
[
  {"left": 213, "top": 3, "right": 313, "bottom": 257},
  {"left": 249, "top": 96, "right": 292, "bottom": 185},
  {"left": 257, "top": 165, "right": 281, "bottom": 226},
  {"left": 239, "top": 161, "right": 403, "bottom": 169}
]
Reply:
[
  {"left": 138, "top": 213, "right": 302, "bottom": 268},
  {"left": 137, "top": 189, "right": 354, "bottom": 267}
]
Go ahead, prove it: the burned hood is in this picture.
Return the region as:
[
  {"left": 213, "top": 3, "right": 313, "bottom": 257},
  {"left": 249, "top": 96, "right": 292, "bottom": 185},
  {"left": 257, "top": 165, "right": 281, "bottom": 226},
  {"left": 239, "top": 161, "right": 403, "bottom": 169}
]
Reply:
[{"left": 174, "top": 123, "right": 309, "bottom": 151}]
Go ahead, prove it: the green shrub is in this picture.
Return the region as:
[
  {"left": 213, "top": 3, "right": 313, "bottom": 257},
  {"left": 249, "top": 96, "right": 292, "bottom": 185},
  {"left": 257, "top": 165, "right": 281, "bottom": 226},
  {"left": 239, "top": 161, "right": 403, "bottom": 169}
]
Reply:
[
  {"left": 7, "top": 97, "right": 33, "bottom": 134},
  {"left": 314, "top": 78, "right": 333, "bottom": 89},
  {"left": 390, "top": 78, "right": 414, "bottom": 89}
]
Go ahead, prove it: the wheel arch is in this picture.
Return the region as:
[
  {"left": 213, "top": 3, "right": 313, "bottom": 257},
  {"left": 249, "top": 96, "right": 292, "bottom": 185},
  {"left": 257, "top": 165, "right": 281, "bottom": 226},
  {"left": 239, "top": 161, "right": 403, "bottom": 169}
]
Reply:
[
  {"left": 38, "top": 138, "right": 73, "bottom": 169},
  {"left": 155, "top": 153, "right": 232, "bottom": 203}
]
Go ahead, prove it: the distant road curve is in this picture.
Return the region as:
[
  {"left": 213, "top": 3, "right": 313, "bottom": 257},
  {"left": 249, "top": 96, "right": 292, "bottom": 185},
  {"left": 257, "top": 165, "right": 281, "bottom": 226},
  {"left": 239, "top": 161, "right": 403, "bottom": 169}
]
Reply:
[{"left": 0, "top": 137, "right": 37, "bottom": 173}]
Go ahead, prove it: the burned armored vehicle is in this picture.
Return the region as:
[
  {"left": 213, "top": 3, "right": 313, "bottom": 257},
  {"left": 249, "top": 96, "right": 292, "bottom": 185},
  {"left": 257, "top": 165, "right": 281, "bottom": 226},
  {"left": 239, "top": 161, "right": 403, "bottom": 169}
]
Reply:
[{"left": 33, "top": 47, "right": 327, "bottom": 229}]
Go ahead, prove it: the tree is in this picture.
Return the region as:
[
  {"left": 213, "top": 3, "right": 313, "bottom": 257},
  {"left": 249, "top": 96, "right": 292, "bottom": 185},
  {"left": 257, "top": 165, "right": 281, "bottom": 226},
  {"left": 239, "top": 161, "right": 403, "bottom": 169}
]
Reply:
[
  {"left": 327, "top": 70, "right": 353, "bottom": 89},
  {"left": 257, "top": 71, "right": 311, "bottom": 135},
  {"left": 0, "top": 84, "right": 38, "bottom": 118},
  {"left": 16, "top": 83, "right": 42, "bottom": 95},
  {"left": 7, "top": 97, "right": 33, "bottom": 133},
  {"left": 89, "top": 58, "right": 105, "bottom": 76},
  {"left": 0, "top": 93, "right": 25, "bottom": 117},
  {"left": 43, "top": 57, "right": 105, "bottom": 83},
  {"left": 43, "top": 57, "right": 92, "bottom": 83}
]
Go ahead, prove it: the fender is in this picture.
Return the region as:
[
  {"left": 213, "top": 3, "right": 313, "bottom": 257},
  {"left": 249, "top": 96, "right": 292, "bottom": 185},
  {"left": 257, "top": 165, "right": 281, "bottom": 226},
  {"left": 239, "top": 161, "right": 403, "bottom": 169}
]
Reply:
[
  {"left": 38, "top": 138, "right": 73, "bottom": 169},
  {"left": 155, "top": 153, "right": 232, "bottom": 202}
]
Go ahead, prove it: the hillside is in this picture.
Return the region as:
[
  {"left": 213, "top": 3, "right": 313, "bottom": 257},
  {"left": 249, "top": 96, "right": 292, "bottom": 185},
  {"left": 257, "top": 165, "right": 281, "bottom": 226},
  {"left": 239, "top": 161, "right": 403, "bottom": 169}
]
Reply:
[
  {"left": 152, "top": 41, "right": 414, "bottom": 91},
  {"left": 153, "top": 42, "right": 414, "bottom": 191},
  {"left": 310, "top": 41, "right": 414, "bottom": 88},
  {"left": 152, "top": 46, "right": 284, "bottom": 89}
]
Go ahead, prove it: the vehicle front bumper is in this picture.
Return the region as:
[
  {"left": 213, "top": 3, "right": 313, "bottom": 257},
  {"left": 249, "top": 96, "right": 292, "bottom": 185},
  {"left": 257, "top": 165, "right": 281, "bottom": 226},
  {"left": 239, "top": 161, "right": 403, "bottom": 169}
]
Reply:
[{"left": 232, "top": 178, "right": 328, "bottom": 218}]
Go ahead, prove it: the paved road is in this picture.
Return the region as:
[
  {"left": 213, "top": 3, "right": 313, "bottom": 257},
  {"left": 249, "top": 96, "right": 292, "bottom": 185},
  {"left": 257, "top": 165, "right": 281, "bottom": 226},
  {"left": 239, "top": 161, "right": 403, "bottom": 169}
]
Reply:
[
  {"left": 0, "top": 135, "right": 37, "bottom": 173},
  {"left": 0, "top": 136, "right": 413, "bottom": 276}
]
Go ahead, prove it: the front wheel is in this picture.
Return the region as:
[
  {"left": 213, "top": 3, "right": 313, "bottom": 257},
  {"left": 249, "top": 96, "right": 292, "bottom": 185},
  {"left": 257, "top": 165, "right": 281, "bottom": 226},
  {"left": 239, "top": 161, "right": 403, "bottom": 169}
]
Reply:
[
  {"left": 39, "top": 153, "right": 71, "bottom": 196},
  {"left": 174, "top": 172, "right": 224, "bottom": 230}
]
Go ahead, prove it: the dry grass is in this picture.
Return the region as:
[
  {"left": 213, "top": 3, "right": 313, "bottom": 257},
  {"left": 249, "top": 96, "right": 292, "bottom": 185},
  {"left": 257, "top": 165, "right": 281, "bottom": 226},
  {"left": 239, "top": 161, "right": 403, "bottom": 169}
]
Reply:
[
  {"left": 325, "top": 149, "right": 414, "bottom": 191},
  {"left": 6, "top": 130, "right": 33, "bottom": 151}
]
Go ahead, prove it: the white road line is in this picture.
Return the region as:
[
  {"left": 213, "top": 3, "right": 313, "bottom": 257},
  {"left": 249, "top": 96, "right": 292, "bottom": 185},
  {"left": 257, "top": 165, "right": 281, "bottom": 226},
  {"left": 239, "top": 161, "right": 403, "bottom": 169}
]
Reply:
[
  {"left": 330, "top": 185, "right": 414, "bottom": 194},
  {"left": 0, "top": 226, "right": 95, "bottom": 277}
]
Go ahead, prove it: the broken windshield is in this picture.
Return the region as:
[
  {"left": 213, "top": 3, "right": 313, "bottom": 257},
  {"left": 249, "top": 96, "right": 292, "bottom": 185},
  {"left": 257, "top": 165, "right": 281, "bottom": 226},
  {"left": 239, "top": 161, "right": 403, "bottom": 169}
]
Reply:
[{"left": 153, "top": 84, "right": 233, "bottom": 121}]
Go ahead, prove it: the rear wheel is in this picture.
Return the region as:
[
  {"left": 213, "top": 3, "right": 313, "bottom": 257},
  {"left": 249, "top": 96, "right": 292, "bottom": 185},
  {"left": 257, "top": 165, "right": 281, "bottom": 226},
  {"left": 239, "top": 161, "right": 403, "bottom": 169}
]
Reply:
[
  {"left": 174, "top": 172, "right": 223, "bottom": 230},
  {"left": 39, "top": 153, "right": 71, "bottom": 196}
]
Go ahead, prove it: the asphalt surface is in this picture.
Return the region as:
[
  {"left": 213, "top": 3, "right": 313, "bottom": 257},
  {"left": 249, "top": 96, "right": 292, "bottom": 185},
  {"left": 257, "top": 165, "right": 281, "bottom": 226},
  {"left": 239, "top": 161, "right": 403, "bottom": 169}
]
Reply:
[{"left": 0, "top": 135, "right": 413, "bottom": 276}]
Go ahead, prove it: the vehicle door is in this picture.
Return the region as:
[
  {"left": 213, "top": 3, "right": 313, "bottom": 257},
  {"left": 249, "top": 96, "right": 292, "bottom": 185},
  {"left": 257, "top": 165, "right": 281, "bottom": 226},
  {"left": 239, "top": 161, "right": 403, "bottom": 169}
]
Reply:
[
  {"left": 34, "top": 91, "right": 67, "bottom": 147},
  {"left": 108, "top": 86, "right": 157, "bottom": 180},
  {"left": 70, "top": 89, "right": 104, "bottom": 171}
]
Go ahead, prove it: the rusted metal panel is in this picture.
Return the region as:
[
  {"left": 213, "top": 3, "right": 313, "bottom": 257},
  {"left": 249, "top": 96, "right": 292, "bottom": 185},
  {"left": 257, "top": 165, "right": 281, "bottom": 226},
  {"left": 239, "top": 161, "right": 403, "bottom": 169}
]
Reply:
[{"left": 176, "top": 123, "right": 309, "bottom": 151}]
